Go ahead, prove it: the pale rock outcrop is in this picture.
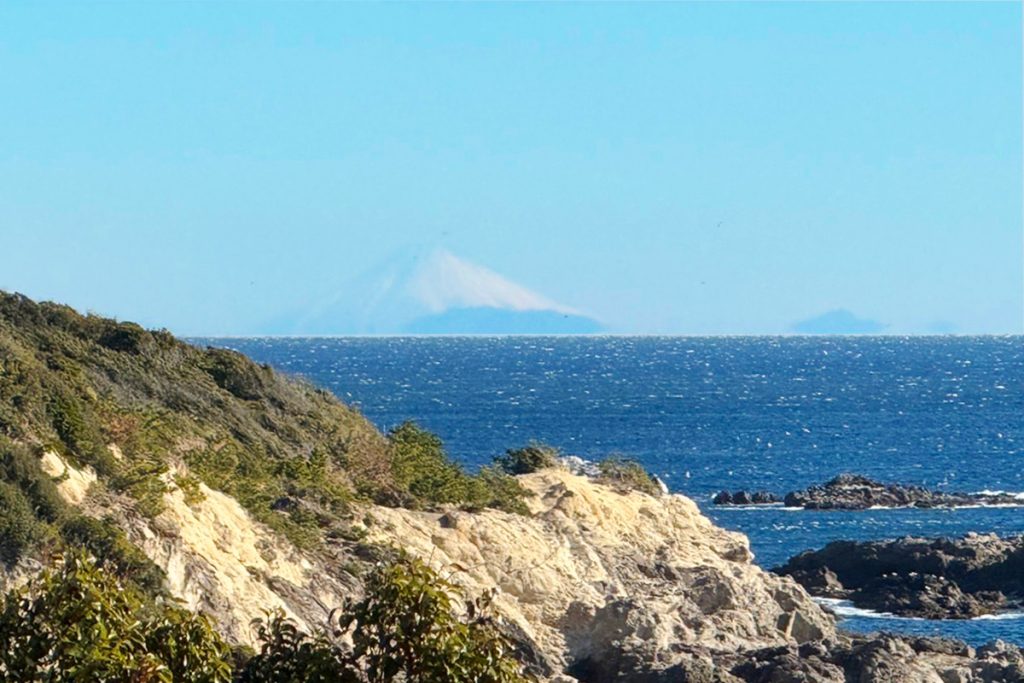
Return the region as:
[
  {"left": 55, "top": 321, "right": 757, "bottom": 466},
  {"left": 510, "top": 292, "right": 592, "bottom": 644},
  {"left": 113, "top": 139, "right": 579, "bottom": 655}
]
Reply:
[
  {"left": 363, "top": 468, "right": 833, "bottom": 677},
  {"left": 38, "top": 452, "right": 358, "bottom": 646},
  {"left": 39, "top": 449, "right": 97, "bottom": 506}
]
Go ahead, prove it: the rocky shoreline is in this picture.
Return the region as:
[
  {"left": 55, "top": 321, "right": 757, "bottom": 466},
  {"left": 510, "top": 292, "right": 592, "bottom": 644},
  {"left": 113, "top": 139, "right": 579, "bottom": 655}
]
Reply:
[
  {"left": 4, "top": 293, "right": 1024, "bottom": 681},
  {"left": 713, "top": 473, "right": 1024, "bottom": 510},
  {"left": 775, "top": 533, "right": 1024, "bottom": 620}
]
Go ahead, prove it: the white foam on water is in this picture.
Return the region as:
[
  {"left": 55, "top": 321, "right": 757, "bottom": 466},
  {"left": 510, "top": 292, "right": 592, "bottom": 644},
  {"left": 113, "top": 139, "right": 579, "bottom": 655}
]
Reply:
[
  {"left": 710, "top": 503, "right": 787, "bottom": 511},
  {"left": 974, "top": 612, "right": 1024, "bottom": 621},
  {"left": 813, "top": 598, "right": 912, "bottom": 620},
  {"left": 973, "top": 490, "right": 1024, "bottom": 500},
  {"left": 815, "top": 598, "right": 1024, "bottom": 623}
]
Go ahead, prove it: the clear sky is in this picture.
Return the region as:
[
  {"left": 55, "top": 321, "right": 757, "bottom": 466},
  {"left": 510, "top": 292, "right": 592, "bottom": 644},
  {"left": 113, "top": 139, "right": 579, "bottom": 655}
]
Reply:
[{"left": 1, "top": 1, "right": 1020, "bottom": 335}]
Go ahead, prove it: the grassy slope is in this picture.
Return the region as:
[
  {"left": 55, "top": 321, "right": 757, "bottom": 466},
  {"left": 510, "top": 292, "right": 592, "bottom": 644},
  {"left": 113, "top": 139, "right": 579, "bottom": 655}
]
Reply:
[{"left": 0, "top": 291, "right": 525, "bottom": 567}]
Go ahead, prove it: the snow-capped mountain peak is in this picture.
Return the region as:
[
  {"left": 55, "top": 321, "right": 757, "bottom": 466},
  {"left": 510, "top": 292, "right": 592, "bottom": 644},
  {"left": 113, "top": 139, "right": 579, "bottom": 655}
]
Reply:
[
  {"left": 274, "top": 247, "right": 601, "bottom": 335},
  {"left": 394, "top": 248, "right": 577, "bottom": 315}
]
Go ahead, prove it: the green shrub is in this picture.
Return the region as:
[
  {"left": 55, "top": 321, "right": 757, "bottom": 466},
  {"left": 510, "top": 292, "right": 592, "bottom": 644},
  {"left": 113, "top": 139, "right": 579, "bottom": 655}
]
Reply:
[
  {"left": 387, "top": 422, "right": 530, "bottom": 514},
  {"left": 237, "top": 616, "right": 353, "bottom": 683},
  {"left": 468, "top": 466, "right": 532, "bottom": 515},
  {"left": 495, "top": 444, "right": 560, "bottom": 475},
  {"left": 0, "top": 552, "right": 232, "bottom": 682},
  {"left": 389, "top": 421, "right": 471, "bottom": 505},
  {"left": 596, "top": 456, "right": 662, "bottom": 496},
  {"left": 240, "top": 555, "right": 531, "bottom": 683},
  {"left": 173, "top": 472, "right": 206, "bottom": 505},
  {"left": 0, "top": 440, "right": 64, "bottom": 523},
  {"left": 0, "top": 481, "right": 46, "bottom": 566},
  {"left": 58, "top": 515, "right": 166, "bottom": 595},
  {"left": 198, "top": 348, "right": 270, "bottom": 401},
  {"left": 97, "top": 322, "right": 150, "bottom": 354},
  {"left": 338, "top": 555, "right": 529, "bottom": 682},
  {"left": 110, "top": 453, "right": 169, "bottom": 518}
]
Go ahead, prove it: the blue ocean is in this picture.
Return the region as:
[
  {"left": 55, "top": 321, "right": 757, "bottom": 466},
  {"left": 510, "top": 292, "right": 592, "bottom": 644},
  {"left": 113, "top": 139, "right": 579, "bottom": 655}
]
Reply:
[{"left": 196, "top": 336, "right": 1024, "bottom": 645}]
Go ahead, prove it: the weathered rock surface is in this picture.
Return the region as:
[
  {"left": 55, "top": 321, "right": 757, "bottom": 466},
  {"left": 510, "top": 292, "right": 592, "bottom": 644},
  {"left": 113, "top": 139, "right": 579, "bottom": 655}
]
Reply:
[
  {"left": 364, "top": 467, "right": 834, "bottom": 679},
  {"left": 23, "top": 451, "right": 362, "bottom": 647},
  {"left": 776, "top": 533, "right": 1024, "bottom": 619},
  {"left": 783, "top": 473, "right": 1024, "bottom": 510}
]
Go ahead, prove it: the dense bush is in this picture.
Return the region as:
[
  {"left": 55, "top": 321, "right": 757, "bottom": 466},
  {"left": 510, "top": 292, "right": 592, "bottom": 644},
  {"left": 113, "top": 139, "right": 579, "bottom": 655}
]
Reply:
[
  {"left": 237, "top": 615, "right": 352, "bottom": 682},
  {"left": 0, "top": 440, "right": 61, "bottom": 567},
  {"left": 596, "top": 456, "right": 662, "bottom": 496},
  {"left": 0, "top": 481, "right": 46, "bottom": 566},
  {"left": 58, "top": 515, "right": 166, "bottom": 595},
  {"left": 471, "top": 465, "right": 532, "bottom": 515},
  {"left": 240, "top": 555, "right": 530, "bottom": 683},
  {"left": 0, "top": 437, "right": 166, "bottom": 592},
  {"left": 0, "top": 552, "right": 233, "bottom": 682},
  {"left": 495, "top": 444, "right": 560, "bottom": 475},
  {"left": 0, "top": 552, "right": 531, "bottom": 682},
  {"left": 0, "top": 291, "right": 395, "bottom": 547},
  {"left": 388, "top": 422, "right": 529, "bottom": 514}
]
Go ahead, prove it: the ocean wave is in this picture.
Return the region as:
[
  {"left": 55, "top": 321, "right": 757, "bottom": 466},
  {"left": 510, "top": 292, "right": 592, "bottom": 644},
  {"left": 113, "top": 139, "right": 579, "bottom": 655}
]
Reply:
[
  {"left": 813, "top": 598, "right": 911, "bottom": 620},
  {"left": 814, "top": 598, "right": 1024, "bottom": 623},
  {"left": 974, "top": 612, "right": 1024, "bottom": 621},
  {"left": 709, "top": 503, "right": 787, "bottom": 511},
  {"left": 973, "top": 490, "right": 1024, "bottom": 500}
]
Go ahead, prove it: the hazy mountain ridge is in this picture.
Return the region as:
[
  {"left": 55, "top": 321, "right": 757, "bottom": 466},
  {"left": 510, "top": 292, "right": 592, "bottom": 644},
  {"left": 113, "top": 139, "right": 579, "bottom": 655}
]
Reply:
[{"left": 272, "top": 247, "right": 604, "bottom": 335}]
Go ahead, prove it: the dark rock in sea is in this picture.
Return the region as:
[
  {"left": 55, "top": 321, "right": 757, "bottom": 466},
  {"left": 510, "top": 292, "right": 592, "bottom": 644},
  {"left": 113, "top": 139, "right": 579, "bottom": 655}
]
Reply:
[
  {"left": 786, "top": 566, "right": 847, "bottom": 599},
  {"left": 775, "top": 533, "right": 1024, "bottom": 619},
  {"left": 712, "top": 490, "right": 780, "bottom": 505},
  {"left": 782, "top": 473, "right": 1023, "bottom": 510},
  {"left": 849, "top": 573, "right": 1006, "bottom": 620}
]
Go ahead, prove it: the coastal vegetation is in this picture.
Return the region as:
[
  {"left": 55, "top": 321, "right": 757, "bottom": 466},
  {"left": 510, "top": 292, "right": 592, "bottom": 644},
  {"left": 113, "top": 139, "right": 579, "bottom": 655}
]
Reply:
[
  {"left": 594, "top": 455, "right": 662, "bottom": 497},
  {"left": 241, "top": 555, "right": 528, "bottom": 682},
  {"left": 0, "top": 552, "right": 232, "bottom": 682},
  {"left": 0, "top": 552, "right": 528, "bottom": 682},
  {"left": 0, "top": 291, "right": 529, "bottom": 559},
  {"left": 494, "top": 444, "right": 560, "bottom": 475}
]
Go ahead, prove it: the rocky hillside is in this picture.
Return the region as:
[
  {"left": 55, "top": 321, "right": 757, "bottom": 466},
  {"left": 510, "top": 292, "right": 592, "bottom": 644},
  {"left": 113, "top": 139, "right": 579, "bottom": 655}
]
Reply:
[
  {"left": 365, "top": 467, "right": 832, "bottom": 679},
  {"left": 2, "top": 292, "right": 1024, "bottom": 682}
]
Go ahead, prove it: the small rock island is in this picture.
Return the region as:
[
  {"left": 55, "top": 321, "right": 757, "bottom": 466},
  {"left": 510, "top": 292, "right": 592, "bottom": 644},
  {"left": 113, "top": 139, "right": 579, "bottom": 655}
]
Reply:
[{"left": 713, "top": 473, "right": 1024, "bottom": 510}]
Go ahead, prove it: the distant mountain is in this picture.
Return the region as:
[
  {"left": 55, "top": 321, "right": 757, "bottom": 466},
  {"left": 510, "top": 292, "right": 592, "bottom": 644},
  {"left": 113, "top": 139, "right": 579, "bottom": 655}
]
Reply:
[
  {"left": 790, "top": 309, "right": 887, "bottom": 334},
  {"left": 271, "top": 247, "right": 603, "bottom": 335}
]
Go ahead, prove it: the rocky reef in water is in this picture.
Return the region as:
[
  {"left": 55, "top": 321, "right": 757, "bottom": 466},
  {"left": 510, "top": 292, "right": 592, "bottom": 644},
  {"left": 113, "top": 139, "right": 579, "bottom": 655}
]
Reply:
[
  {"left": 776, "top": 533, "right": 1024, "bottom": 621},
  {"left": 712, "top": 490, "right": 780, "bottom": 505},
  {"left": 712, "top": 473, "right": 1024, "bottom": 510}
]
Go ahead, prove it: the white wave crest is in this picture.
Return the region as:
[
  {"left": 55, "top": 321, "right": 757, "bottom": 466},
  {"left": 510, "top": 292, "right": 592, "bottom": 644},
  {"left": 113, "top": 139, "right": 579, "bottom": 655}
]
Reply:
[{"left": 814, "top": 598, "right": 1024, "bottom": 623}]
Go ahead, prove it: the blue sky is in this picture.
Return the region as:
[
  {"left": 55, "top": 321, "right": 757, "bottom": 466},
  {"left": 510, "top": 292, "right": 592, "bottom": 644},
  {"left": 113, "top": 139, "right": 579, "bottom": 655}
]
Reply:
[{"left": 1, "top": 1, "right": 1020, "bottom": 335}]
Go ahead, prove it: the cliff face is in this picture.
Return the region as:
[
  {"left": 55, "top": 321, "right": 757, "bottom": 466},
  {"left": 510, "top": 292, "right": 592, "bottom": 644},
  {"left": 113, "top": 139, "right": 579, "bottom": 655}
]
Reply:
[{"left": 35, "top": 449, "right": 359, "bottom": 645}]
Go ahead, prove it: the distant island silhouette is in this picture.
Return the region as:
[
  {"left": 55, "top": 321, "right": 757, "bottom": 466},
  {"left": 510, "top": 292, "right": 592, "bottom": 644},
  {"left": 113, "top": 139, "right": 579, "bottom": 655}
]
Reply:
[{"left": 790, "top": 309, "right": 887, "bottom": 334}]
